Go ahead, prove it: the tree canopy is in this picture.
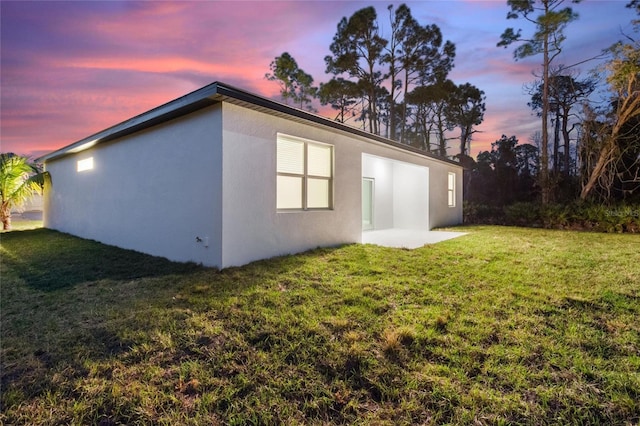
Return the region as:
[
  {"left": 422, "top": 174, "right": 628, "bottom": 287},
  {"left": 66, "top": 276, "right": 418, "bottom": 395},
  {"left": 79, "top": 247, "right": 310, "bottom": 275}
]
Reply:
[{"left": 0, "top": 153, "right": 50, "bottom": 230}]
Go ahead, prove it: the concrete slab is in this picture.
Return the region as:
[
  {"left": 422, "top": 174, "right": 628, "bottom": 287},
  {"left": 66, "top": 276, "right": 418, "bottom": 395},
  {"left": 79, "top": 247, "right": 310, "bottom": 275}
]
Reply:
[{"left": 362, "top": 229, "right": 467, "bottom": 249}]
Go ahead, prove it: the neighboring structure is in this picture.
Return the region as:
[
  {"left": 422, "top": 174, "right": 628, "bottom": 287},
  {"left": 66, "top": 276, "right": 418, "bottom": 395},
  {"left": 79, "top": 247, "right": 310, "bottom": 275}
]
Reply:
[{"left": 39, "top": 82, "right": 463, "bottom": 268}]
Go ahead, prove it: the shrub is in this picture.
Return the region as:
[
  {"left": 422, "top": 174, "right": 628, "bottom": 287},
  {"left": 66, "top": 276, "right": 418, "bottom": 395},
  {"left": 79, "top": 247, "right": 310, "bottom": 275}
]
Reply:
[
  {"left": 504, "top": 202, "right": 541, "bottom": 227},
  {"left": 541, "top": 203, "right": 639, "bottom": 233},
  {"left": 463, "top": 202, "right": 504, "bottom": 225},
  {"left": 464, "top": 200, "right": 640, "bottom": 233}
]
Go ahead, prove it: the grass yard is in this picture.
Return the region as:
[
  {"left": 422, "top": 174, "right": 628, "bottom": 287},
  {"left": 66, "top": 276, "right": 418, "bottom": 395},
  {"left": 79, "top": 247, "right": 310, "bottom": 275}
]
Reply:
[{"left": 1, "top": 227, "right": 639, "bottom": 425}]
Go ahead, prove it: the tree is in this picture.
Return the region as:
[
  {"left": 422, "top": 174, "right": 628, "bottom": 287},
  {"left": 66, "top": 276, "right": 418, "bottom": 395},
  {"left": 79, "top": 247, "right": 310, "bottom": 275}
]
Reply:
[
  {"left": 580, "top": 20, "right": 640, "bottom": 200},
  {"left": 406, "top": 79, "right": 457, "bottom": 154},
  {"left": 325, "top": 7, "right": 387, "bottom": 135},
  {"left": 324, "top": 4, "right": 457, "bottom": 143},
  {"left": 492, "top": 135, "right": 519, "bottom": 205},
  {"left": 447, "top": 83, "right": 486, "bottom": 156},
  {"left": 0, "top": 153, "right": 50, "bottom": 230},
  {"left": 318, "top": 78, "right": 359, "bottom": 123},
  {"left": 528, "top": 72, "right": 596, "bottom": 176},
  {"left": 398, "top": 19, "right": 455, "bottom": 143},
  {"left": 265, "top": 52, "right": 317, "bottom": 111},
  {"left": 382, "top": 4, "right": 412, "bottom": 140},
  {"left": 514, "top": 143, "right": 540, "bottom": 200},
  {"left": 466, "top": 135, "right": 533, "bottom": 205},
  {"left": 498, "top": 0, "right": 580, "bottom": 204}
]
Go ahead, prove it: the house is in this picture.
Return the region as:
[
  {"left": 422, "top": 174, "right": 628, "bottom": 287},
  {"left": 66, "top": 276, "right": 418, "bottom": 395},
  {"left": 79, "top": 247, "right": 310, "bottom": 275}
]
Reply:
[{"left": 38, "top": 81, "right": 463, "bottom": 268}]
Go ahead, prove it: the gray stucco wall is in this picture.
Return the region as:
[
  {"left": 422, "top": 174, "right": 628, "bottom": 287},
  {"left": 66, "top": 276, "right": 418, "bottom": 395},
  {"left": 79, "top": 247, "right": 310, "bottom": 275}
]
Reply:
[{"left": 44, "top": 106, "right": 224, "bottom": 266}]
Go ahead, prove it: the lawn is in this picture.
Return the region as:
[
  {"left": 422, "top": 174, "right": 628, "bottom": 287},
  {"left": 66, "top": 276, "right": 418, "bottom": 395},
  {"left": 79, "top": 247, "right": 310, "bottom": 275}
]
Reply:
[{"left": 1, "top": 226, "right": 639, "bottom": 425}]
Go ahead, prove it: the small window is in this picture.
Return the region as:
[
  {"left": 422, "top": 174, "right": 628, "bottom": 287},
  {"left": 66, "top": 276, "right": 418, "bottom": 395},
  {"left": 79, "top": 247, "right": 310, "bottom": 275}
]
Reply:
[
  {"left": 277, "top": 134, "right": 333, "bottom": 210},
  {"left": 77, "top": 157, "right": 94, "bottom": 172},
  {"left": 447, "top": 172, "right": 456, "bottom": 207}
]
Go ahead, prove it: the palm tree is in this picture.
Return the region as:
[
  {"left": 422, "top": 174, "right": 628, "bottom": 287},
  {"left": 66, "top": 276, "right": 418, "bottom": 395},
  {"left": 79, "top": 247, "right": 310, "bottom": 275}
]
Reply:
[{"left": 0, "top": 153, "right": 50, "bottom": 230}]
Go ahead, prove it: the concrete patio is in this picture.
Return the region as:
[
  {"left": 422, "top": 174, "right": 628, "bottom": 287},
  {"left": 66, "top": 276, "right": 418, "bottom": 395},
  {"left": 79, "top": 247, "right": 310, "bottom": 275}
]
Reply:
[{"left": 361, "top": 229, "right": 467, "bottom": 249}]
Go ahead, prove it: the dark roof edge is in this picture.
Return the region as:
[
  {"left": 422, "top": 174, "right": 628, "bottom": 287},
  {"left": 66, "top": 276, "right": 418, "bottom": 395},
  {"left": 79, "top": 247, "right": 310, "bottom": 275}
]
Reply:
[{"left": 38, "top": 81, "right": 461, "bottom": 168}]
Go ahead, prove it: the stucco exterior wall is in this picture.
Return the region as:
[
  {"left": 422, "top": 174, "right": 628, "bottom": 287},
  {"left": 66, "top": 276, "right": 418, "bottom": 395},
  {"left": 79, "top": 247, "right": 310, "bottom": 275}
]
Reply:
[
  {"left": 219, "top": 103, "right": 463, "bottom": 267},
  {"left": 220, "top": 103, "right": 362, "bottom": 267},
  {"left": 43, "top": 99, "right": 462, "bottom": 270},
  {"left": 362, "top": 154, "right": 429, "bottom": 231},
  {"left": 44, "top": 106, "right": 224, "bottom": 266},
  {"left": 427, "top": 161, "right": 464, "bottom": 228}
]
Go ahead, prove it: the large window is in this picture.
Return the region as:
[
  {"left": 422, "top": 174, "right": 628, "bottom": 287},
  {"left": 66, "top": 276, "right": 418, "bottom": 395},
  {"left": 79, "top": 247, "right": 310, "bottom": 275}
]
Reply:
[
  {"left": 447, "top": 172, "right": 456, "bottom": 207},
  {"left": 277, "top": 134, "right": 333, "bottom": 210}
]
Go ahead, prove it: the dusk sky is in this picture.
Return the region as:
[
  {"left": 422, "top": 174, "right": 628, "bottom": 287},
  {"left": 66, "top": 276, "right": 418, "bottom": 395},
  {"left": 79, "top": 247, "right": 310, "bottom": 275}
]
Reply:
[{"left": 0, "top": 0, "right": 633, "bottom": 160}]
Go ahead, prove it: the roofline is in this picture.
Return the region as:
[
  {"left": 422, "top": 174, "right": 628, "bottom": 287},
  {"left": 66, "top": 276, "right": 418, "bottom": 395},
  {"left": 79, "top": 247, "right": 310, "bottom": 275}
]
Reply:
[{"left": 37, "top": 81, "right": 462, "bottom": 167}]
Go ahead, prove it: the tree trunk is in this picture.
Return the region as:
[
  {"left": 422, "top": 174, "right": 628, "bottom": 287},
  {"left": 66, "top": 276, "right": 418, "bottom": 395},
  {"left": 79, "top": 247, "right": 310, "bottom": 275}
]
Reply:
[
  {"left": 562, "top": 109, "right": 571, "bottom": 176},
  {"left": 400, "top": 68, "right": 410, "bottom": 143},
  {"left": 579, "top": 138, "right": 614, "bottom": 200},
  {"left": 1, "top": 203, "right": 11, "bottom": 231},
  {"left": 553, "top": 112, "right": 560, "bottom": 172},
  {"left": 540, "top": 34, "right": 550, "bottom": 205}
]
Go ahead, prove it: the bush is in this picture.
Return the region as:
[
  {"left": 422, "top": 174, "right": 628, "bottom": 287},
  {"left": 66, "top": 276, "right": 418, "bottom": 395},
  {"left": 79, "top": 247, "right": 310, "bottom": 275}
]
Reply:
[
  {"left": 463, "top": 201, "right": 640, "bottom": 233},
  {"left": 463, "top": 202, "right": 504, "bottom": 225},
  {"left": 504, "top": 202, "right": 542, "bottom": 227}
]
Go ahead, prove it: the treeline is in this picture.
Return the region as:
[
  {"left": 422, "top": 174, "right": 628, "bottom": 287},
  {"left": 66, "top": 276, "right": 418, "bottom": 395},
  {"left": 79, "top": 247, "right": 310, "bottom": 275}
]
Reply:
[{"left": 265, "top": 4, "right": 486, "bottom": 157}]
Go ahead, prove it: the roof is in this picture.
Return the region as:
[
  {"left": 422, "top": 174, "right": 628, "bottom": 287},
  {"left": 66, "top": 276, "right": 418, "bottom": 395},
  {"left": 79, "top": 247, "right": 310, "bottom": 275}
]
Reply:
[{"left": 38, "top": 81, "right": 461, "bottom": 167}]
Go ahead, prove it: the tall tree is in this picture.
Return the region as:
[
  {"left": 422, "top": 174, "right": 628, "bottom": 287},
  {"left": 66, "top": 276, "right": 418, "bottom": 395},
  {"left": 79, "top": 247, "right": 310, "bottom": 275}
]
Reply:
[
  {"left": 528, "top": 72, "right": 596, "bottom": 176},
  {"left": 399, "top": 20, "right": 455, "bottom": 143},
  {"left": 0, "top": 153, "right": 50, "bottom": 230},
  {"left": 447, "top": 83, "right": 486, "bottom": 156},
  {"left": 498, "top": 0, "right": 580, "bottom": 204},
  {"left": 265, "top": 52, "right": 317, "bottom": 111},
  {"left": 325, "top": 7, "right": 387, "bottom": 135},
  {"left": 382, "top": 4, "right": 410, "bottom": 140},
  {"left": 406, "top": 79, "right": 457, "bottom": 155}
]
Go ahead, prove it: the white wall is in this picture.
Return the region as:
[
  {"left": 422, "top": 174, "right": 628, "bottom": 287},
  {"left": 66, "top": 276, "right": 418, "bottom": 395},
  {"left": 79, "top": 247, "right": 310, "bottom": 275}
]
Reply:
[
  {"left": 362, "top": 155, "right": 393, "bottom": 229},
  {"left": 362, "top": 154, "right": 429, "bottom": 231},
  {"left": 427, "top": 161, "right": 463, "bottom": 228},
  {"left": 44, "top": 100, "right": 462, "bottom": 270},
  {"left": 44, "top": 106, "right": 224, "bottom": 266},
  {"left": 393, "top": 162, "right": 429, "bottom": 230},
  {"left": 358, "top": 141, "right": 461, "bottom": 230},
  {"left": 220, "top": 103, "right": 462, "bottom": 267},
  {"left": 220, "top": 103, "right": 362, "bottom": 267}
]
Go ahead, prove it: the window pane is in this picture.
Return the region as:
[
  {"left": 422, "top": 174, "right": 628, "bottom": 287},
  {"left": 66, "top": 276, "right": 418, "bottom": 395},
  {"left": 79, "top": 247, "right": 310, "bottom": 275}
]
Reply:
[
  {"left": 307, "top": 143, "right": 332, "bottom": 177},
  {"left": 277, "top": 175, "right": 303, "bottom": 209},
  {"left": 277, "top": 138, "right": 304, "bottom": 174},
  {"left": 448, "top": 190, "right": 454, "bottom": 207},
  {"left": 307, "top": 178, "right": 330, "bottom": 208}
]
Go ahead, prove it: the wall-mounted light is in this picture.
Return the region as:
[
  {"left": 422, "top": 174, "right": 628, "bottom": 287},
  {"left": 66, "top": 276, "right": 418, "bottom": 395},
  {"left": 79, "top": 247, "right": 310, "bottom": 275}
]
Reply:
[{"left": 77, "top": 157, "right": 94, "bottom": 172}]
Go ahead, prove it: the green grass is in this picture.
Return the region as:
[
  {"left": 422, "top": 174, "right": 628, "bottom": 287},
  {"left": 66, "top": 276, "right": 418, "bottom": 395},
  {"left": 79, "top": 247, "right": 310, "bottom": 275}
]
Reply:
[{"left": 1, "top": 226, "right": 639, "bottom": 425}]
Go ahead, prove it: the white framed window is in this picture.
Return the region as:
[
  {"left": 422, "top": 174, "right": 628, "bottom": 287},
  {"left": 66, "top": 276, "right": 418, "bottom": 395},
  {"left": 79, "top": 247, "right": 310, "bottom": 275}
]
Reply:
[
  {"left": 447, "top": 172, "right": 456, "bottom": 207},
  {"left": 277, "top": 134, "right": 333, "bottom": 210}
]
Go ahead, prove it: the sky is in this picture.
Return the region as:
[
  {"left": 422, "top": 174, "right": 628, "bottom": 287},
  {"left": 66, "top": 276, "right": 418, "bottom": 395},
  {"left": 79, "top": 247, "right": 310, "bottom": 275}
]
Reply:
[{"left": 0, "top": 0, "right": 633, "bottom": 160}]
